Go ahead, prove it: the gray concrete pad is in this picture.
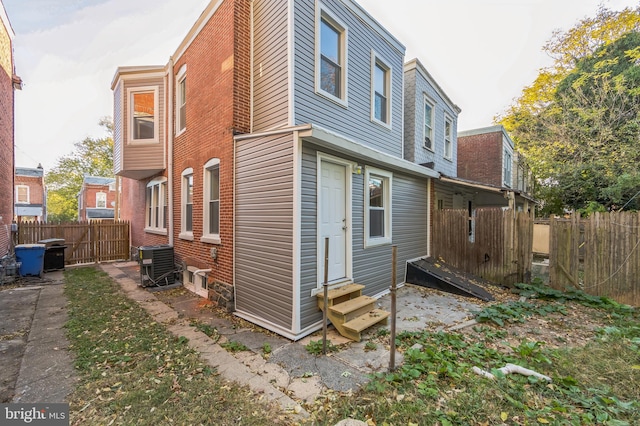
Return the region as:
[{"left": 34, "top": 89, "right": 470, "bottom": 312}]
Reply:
[{"left": 13, "top": 283, "right": 77, "bottom": 403}]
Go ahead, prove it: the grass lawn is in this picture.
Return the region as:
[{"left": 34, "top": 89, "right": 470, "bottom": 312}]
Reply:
[
  {"left": 63, "top": 267, "right": 639, "bottom": 425},
  {"left": 64, "top": 267, "right": 293, "bottom": 425},
  {"left": 311, "top": 284, "right": 640, "bottom": 425}
]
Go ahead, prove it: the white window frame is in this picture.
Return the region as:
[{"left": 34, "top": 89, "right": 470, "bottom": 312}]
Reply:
[
  {"left": 201, "top": 158, "right": 221, "bottom": 245},
  {"left": 315, "top": 6, "right": 348, "bottom": 106},
  {"left": 145, "top": 177, "right": 167, "bottom": 235},
  {"left": 176, "top": 64, "right": 187, "bottom": 135},
  {"left": 444, "top": 115, "right": 453, "bottom": 160},
  {"left": 370, "top": 52, "right": 391, "bottom": 128},
  {"left": 127, "top": 86, "right": 159, "bottom": 144},
  {"left": 96, "top": 192, "right": 107, "bottom": 208},
  {"left": 15, "top": 185, "right": 29, "bottom": 204},
  {"left": 179, "top": 168, "right": 194, "bottom": 241},
  {"left": 423, "top": 96, "right": 434, "bottom": 151},
  {"left": 364, "top": 167, "right": 392, "bottom": 247},
  {"left": 503, "top": 148, "right": 513, "bottom": 188}
]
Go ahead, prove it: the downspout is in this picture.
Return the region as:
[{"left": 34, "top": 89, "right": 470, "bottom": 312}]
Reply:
[{"left": 167, "top": 57, "right": 175, "bottom": 246}]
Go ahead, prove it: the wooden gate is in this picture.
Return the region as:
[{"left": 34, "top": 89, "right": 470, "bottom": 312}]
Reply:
[
  {"left": 17, "top": 221, "right": 130, "bottom": 265},
  {"left": 432, "top": 208, "right": 533, "bottom": 287}
]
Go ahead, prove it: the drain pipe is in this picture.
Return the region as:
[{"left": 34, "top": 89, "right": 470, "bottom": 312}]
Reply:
[{"left": 167, "top": 57, "right": 175, "bottom": 246}]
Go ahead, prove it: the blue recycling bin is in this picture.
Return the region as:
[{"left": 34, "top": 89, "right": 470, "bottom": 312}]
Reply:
[{"left": 15, "top": 244, "right": 46, "bottom": 277}]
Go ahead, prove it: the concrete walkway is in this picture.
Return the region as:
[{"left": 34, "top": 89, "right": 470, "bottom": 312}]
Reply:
[{"left": 101, "top": 261, "right": 484, "bottom": 420}]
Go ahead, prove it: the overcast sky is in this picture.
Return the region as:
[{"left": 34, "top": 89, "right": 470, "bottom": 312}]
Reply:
[{"left": 4, "top": 0, "right": 639, "bottom": 171}]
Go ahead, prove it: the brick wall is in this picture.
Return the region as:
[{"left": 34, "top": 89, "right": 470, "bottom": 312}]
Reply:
[
  {"left": 119, "top": 176, "right": 168, "bottom": 250},
  {"left": 171, "top": 0, "right": 250, "bottom": 296},
  {"left": 457, "top": 132, "right": 503, "bottom": 187},
  {"left": 0, "top": 19, "right": 13, "bottom": 254},
  {"left": 14, "top": 175, "right": 45, "bottom": 203}
]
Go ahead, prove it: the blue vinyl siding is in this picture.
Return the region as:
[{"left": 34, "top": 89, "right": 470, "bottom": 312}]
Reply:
[
  {"left": 292, "top": 0, "right": 405, "bottom": 157},
  {"left": 301, "top": 143, "right": 429, "bottom": 312},
  {"left": 404, "top": 62, "right": 459, "bottom": 177}
]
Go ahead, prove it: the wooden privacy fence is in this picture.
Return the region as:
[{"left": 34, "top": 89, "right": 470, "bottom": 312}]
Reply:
[
  {"left": 17, "top": 221, "right": 130, "bottom": 265},
  {"left": 550, "top": 212, "right": 640, "bottom": 306},
  {"left": 432, "top": 208, "right": 533, "bottom": 287}
]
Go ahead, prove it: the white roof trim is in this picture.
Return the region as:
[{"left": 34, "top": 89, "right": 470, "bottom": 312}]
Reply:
[
  {"left": 1, "top": 2, "right": 15, "bottom": 40},
  {"left": 300, "top": 125, "right": 440, "bottom": 179}
]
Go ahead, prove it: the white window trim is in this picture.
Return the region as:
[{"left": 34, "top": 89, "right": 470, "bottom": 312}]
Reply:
[
  {"left": 15, "top": 185, "right": 29, "bottom": 204},
  {"left": 145, "top": 177, "right": 168, "bottom": 235},
  {"left": 370, "top": 51, "right": 392, "bottom": 129},
  {"left": 364, "top": 166, "right": 392, "bottom": 248},
  {"left": 315, "top": 5, "right": 348, "bottom": 107},
  {"left": 503, "top": 147, "right": 513, "bottom": 188},
  {"left": 423, "top": 95, "right": 435, "bottom": 151},
  {"left": 444, "top": 115, "right": 453, "bottom": 161},
  {"left": 127, "top": 86, "right": 160, "bottom": 145},
  {"left": 179, "top": 168, "right": 194, "bottom": 241},
  {"left": 176, "top": 64, "right": 187, "bottom": 136},
  {"left": 201, "top": 158, "right": 221, "bottom": 245},
  {"left": 96, "top": 192, "right": 107, "bottom": 208}
]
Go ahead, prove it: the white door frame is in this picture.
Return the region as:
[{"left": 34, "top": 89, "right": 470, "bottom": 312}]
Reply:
[{"left": 316, "top": 153, "right": 354, "bottom": 291}]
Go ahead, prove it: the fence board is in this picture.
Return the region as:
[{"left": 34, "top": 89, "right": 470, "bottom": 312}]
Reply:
[
  {"left": 17, "top": 221, "right": 130, "bottom": 265},
  {"left": 432, "top": 208, "right": 532, "bottom": 287},
  {"left": 548, "top": 212, "right": 640, "bottom": 306}
]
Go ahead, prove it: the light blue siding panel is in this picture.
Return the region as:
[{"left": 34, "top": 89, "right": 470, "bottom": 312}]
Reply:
[
  {"left": 253, "top": 0, "right": 289, "bottom": 131},
  {"left": 292, "top": 0, "right": 405, "bottom": 157},
  {"left": 404, "top": 65, "right": 459, "bottom": 177},
  {"left": 299, "top": 145, "right": 320, "bottom": 329},
  {"left": 235, "top": 133, "right": 294, "bottom": 330},
  {"left": 353, "top": 172, "right": 429, "bottom": 295}
]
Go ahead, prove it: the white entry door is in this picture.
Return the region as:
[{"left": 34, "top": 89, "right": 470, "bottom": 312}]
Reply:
[{"left": 320, "top": 160, "right": 348, "bottom": 283}]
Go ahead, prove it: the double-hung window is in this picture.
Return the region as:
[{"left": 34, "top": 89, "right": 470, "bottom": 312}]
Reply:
[
  {"left": 372, "top": 55, "right": 391, "bottom": 125},
  {"left": 15, "top": 185, "right": 29, "bottom": 204},
  {"left": 503, "top": 148, "right": 513, "bottom": 187},
  {"left": 424, "top": 99, "right": 434, "bottom": 150},
  {"left": 96, "top": 192, "right": 107, "bottom": 208},
  {"left": 364, "top": 167, "right": 392, "bottom": 247},
  {"left": 145, "top": 178, "right": 167, "bottom": 233},
  {"left": 317, "top": 10, "right": 346, "bottom": 102},
  {"left": 201, "top": 159, "right": 221, "bottom": 244},
  {"left": 180, "top": 168, "right": 194, "bottom": 240},
  {"left": 128, "top": 87, "right": 159, "bottom": 143},
  {"left": 176, "top": 65, "right": 186, "bottom": 134},
  {"left": 444, "top": 116, "right": 453, "bottom": 160}
]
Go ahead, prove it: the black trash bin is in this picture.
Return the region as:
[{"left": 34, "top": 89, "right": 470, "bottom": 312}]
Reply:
[{"left": 38, "top": 238, "right": 67, "bottom": 272}]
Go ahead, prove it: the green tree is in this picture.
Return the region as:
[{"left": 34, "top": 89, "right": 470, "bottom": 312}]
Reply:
[
  {"left": 46, "top": 118, "right": 114, "bottom": 222},
  {"left": 499, "top": 6, "right": 640, "bottom": 215}
]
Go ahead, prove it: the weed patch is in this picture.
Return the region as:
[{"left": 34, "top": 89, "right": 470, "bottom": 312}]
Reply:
[{"left": 64, "top": 267, "right": 291, "bottom": 425}]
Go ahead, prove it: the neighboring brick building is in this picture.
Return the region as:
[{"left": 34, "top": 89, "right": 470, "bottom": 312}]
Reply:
[
  {"left": 14, "top": 165, "right": 45, "bottom": 222},
  {"left": 78, "top": 176, "right": 116, "bottom": 221},
  {"left": 456, "top": 125, "right": 535, "bottom": 212},
  {"left": 0, "top": 1, "right": 21, "bottom": 255}
]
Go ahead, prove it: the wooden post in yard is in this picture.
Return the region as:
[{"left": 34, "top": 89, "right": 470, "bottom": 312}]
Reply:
[
  {"left": 323, "top": 237, "right": 329, "bottom": 355},
  {"left": 389, "top": 245, "right": 397, "bottom": 371}
]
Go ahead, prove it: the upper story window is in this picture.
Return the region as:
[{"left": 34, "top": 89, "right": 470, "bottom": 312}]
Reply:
[
  {"left": 128, "top": 86, "right": 159, "bottom": 144},
  {"left": 317, "top": 9, "right": 347, "bottom": 104},
  {"left": 424, "top": 98, "right": 434, "bottom": 150},
  {"left": 176, "top": 65, "right": 187, "bottom": 134},
  {"left": 503, "top": 148, "right": 513, "bottom": 187},
  {"left": 96, "top": 192, "right": 107, "bottom": 208},
  {"left": 371, "top": 55, "right": 391, "bottom": 126},
  {"left": 365, "top": 167, "right": 393, "bottom": 247},
  {"left": 16, "top": 185, "right": 29, "bottom": 204},
  {"left": 201, "top": 159, "right": 220, "bottom": 245},
  {"left": 146, "top": 178, "right": 167, "bottom": 233},
  {"left": 180, "top": 168, "right": 194, "bottom": 240},
  {"left": 444, "top": 116, "right": 453, "bottom": 160}
]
